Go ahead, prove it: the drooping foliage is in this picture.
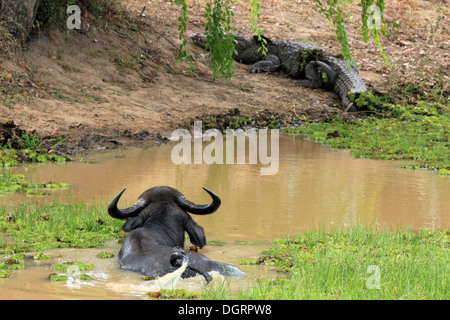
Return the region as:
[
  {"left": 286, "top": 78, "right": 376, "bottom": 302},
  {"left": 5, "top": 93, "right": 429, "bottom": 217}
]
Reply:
[
  {"left": 204, "top": 0, "right": 236, "bottom": 79},
  {"left": 175, "top": 0, "right": 387, "bottom": 79}
]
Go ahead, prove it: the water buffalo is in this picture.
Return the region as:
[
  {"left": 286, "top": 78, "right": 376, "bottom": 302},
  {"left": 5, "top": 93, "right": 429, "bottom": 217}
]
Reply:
[{"left": 108, "top": 186, "right": 243, "bottom": 283}]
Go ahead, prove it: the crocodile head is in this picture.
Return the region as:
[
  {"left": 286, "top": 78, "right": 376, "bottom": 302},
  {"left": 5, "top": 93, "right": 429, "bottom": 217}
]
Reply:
[
  {"left": 190, "top": 32, "right": 207, "bottom": 49},
  {"left": 190, "top": 33, "right": 265, "bottom": 64}
]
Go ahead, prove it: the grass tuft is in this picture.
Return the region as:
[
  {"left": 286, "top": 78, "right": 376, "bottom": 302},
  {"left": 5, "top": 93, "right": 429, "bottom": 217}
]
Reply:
[
  {"left": 0, "top": 201, "right": 124, "bottom": 254},
  {"left": 284, "top": 100, "right": 450, "bottom": 175},
  {"left": 205, "top": 225, "right": 449, "bottom": 300}
]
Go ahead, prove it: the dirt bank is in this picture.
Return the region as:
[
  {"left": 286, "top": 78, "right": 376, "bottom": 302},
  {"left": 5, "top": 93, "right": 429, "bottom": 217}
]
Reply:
[{"left": 1, "top": 0, "right": 448, "bottom": 153}]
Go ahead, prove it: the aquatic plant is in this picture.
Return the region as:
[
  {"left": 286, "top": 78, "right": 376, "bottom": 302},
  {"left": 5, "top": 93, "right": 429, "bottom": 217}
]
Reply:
[
  {"left": 284, "top": 100, "right": 450, "bottom": 175},
  {"left": 79, "top": 274, "right": 93, "bottom": 281},
  {"left": 49, "top": 274, "right": 68, "bottom": 282},
  {"left": 33, "top": 252, "right": 50, "bottom": 260},
  {"left": 97, "top": 252, "right": 115, "bottom": 258},
  {"left": 49, "top": 261, "right": 95, "bottom": 283},
  {"left": 53, "top": 261, "right": 95, "bottom": 273},
  {"left": 0, "top": 270, "right": 13, "bottom": 278},
  {"left": 0, "top": 149, "right": 19, "bottom": 167},
  {"left": 0, "top": 253, "right": 26, "bottom": 278},
  {"left": 20, "top": 149, "right": 68, "bottom": 164},
  {"left": 0, "top": 148, "right": 69, "bottom": 167},
  {"left": 0, "top": 174, "right": 69, "bottom": 195},
  {"left": 0, "top": 121, "right": 71, "bottom": 167}
]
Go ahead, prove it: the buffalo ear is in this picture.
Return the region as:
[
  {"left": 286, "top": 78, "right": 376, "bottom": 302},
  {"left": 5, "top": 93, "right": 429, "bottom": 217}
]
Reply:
[
  {"left": 122, "top": 216, "right": 144, "bottom": 232},
  {"left": 185, "top": 217, "right": 207, "bottom": 248}
]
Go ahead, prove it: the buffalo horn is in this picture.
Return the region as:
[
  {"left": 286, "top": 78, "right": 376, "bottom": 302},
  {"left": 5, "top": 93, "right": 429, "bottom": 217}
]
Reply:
[
  {"left": 108, "top": 188, "right": 148, "bottom": 219},
  {"left": 176, "top": 187, "right": 221, "bottom": 215}
]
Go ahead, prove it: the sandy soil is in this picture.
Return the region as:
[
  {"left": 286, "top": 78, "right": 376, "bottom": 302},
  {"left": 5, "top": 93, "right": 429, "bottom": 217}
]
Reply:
[{"left": 0, "top": 0, "right": 448, "bottom": 152}]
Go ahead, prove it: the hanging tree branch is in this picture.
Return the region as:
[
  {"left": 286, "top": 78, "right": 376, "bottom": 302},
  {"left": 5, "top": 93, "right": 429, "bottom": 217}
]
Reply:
[
  {"left": 175, "top": 0, "right": 389, "bottom": 80},
  {"left": 314, "top": 0, "right": 388, "bottom": 63}
]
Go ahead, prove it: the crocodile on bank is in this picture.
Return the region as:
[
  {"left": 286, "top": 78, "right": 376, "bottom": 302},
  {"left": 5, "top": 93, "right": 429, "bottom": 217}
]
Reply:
[{"left": 190, "top": 33, "right": 367, "bottom": 111}]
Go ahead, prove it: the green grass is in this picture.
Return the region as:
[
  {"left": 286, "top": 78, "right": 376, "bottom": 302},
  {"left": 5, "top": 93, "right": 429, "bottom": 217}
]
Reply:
[
  {"left": 1, "top": 201, "right": 448, "bottom": 299},
  {"left": 148, "top": 289, "right": 202, "bottom": 299},
  {"left": 204, "top": 225, "right": 449, "bottom": 300},
  {"left": 0, "top": 149, "right": 68, "bottom": 167},
  {"left": 0, "top": 149, "right": 19, "bottom": 167},
  {"left": 0, "top": 202, "right": 124, "bottom": 254},
  {"left": 284, "top": 100, "right": 450, "bottom": 175}
]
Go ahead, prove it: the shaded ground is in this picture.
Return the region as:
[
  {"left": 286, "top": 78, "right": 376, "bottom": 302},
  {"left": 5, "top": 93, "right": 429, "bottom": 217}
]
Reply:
[{"left": 0, "top": 0, "right": 448, "bottom": 153}]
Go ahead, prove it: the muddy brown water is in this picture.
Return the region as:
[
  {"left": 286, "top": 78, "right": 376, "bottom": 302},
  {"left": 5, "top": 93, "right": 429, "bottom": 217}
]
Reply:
[
  {"left": 0, "top": 241, "right": 265, "bottom": 300},
  {"left": 1, "top": 134, "right": 449, "bottom": 299}
]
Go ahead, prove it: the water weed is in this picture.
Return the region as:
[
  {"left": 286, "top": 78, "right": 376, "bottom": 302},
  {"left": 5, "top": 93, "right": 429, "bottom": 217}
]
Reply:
[
  {"left": 50, "top": 261, "right": 96, "bottom": 283},
  {"left": 285, "top": 100, "right": 449, "bottom": 175},
  {"left": 97, "top": 252, "right": 115, "bottom": 258},
  {"left": 0, "top": 121, "right": 71, "bottom": 167},
  {"left": 0, "top": 253, "right": 25, "bottom": 278},
  {"left": 48, "top": 274, "right": 68, "bottom": 282},
  {"left": 0, "top": 174, "right": 69, "bottom": 195},
  {"left": 0, "top": 148, "right": 69, "bottom": 167},
  {"left": 53, "top": 261, "right": 94, "bottom": 272},
  {"left": 0, "top": 149, "right": 19, "bottom": 167}
]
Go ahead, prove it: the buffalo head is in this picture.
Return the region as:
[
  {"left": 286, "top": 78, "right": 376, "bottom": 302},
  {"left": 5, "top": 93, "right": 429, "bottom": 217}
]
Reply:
[{"left": 108, "top": 186, "right": 242, "bottom": 283}]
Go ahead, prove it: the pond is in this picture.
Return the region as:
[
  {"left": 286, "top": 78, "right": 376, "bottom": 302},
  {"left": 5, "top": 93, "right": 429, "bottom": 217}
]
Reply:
[{"left": 0, "top": 134, "right": 449, "bottom": 299}]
